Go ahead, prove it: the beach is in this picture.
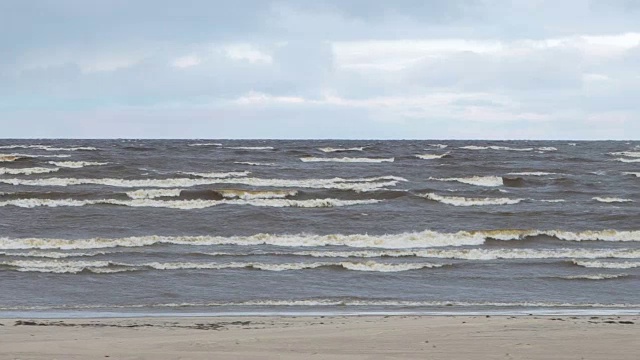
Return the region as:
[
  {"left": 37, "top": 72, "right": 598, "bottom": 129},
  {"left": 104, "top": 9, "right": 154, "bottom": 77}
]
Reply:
[{"left": 1, "top": 315, "right": 638, "bottom": 359}]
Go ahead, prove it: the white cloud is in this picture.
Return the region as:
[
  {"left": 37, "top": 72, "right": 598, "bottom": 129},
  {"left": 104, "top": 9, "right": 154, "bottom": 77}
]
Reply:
[
  {"left": 171, "top": 55, "right": 202, "bottom": 68},
  {"left": 224, "top": 44, "right": 273, "bottom": 64}
]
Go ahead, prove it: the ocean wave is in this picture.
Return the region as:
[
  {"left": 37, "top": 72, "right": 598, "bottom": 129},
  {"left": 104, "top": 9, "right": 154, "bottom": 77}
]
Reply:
[
  {"left": 1, "top": 299, "right": 635, "bottom": 311},
  {"left": 415, "top": 153, "right": 450, "bottom": 160},
  {"left": 48, "top": 161, "right": 109, "bottom": 168},
  {"left": 3, "top": 229, "right": 640, "bottom": 251},
  {"left": 0, "top": 153, "right": 70, "bottom": 160},
  {"left": 614, "top": 158, "right": 640, "bottom": 163},
  {"left": 572, "top": 260, "right": 640, "bottom": 269},
  {"left": 188, "top": 143, "right": 222, "bottom": 147},
  {"left": 459, "top": 146, "right": 556, "bottom": 152},
  {"left": 540, "top": 199, "right": 566, "bottom": 203},
  {"left": 421, "top": 193, "right": 523, "bottom": 206},
  {"left": 610, "top": 151, "right": 640, "bottom": 158},
  {"left": 558, "top": 274, "right": 629, "bottom": 280},
  {"left": 0, "top": 250, "right": 109, "bottom": 259},
  {"left": 623, "top": 172, "right": 640, "bottom": 178},
  {"left": 180, "top": 171, "right": 250, "bottom": 178},
  {"left": 217, "top": 189, "right": 298, "bottom": 200},
  {"left": 428, "top": 144, "right": 448, "bottom": 149},
  {"left": 226, "top": 146, "right": 274, "bottom": 150},
  {"left": 234, "top": 162, "right": 275, "bottom": 166},
  {"left": 215, "top": 248, "right": 640, "bottom": 260},
  {"left": 0, "top": 176, "right": 404, "bottom": 192},
  {"left": 0, "top": 167, "right": 59, "bottom": 175},
  {"left": 0, "top": 260, "right": 446, "bottom": 273},
  {"left": 318, "top": 147, "right": 366, "bottom": 153},
  {"left": 428, "top": 176, "right": 503, "bottom": 187},
  {"left": 593, "top": 197, "right": 633, "bottom": 203},
  {"left": 507, "top": 172, "right": 556, "bottom": 176},
  {"left": 126, "top": 189, "right": 183, "bottom": 199},
  {"left": 300, "top": 157, "right": 394, "bottom": 163},
  {"left": 0, "top": 197, "right": 380, "bottom": 210},
  {"left": 0, "top": 145, "right": 96, "bottom": 151}
]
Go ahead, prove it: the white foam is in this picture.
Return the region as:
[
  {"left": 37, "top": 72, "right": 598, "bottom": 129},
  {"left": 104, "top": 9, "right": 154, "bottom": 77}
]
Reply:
[
  {"left": 181, "top": 171, "right": 250, "bottom": 178},
  {"left": 540, "top": 199, "right": 566, "bottom": 203},
  {"left": 508, "top": 172, "right": 556, "bottom": 176},
  {"left": 623, "top": 172, "right": 640, "bottom": 177},
  {"left": 560, "top": 274, "right": 629, "bottom": 280},
  {"left": 234, "top": 162, "right": 275, "bottom": 166},
  {"left": 0, "top": 145, "right": 96, "bottom": 151},
  {"left": 188, "top": 143, "right": 222, "bottom": 147},
  {"left": 141, "top": 261, "right": 445, "bottom": 272},
  {"left": 1, "top": 299, "right": 636, "bottom": 311},
  {"left": 226, "top": 146, "right": 274, "bottom": 150},
  {"left": 610, "top": 151, "right": 640, "bottom": 158},
  {"left": 568, "top": 143, "right": 577, "bottom": 146},
  {"left": 458, "top": 146, "right": 555, "bottom": 152},
  {"left": 593, "top": 197, "right": 633, "bottom": 203},
  {"left": 218, "top": 189, "right": 298, "bottom": 200},
  {"left": 0, "top": 167, "right": 59, "bottom": 175},
  {"left": 48, "top": 161, "right": 109, "bottom": 168},
  {"left": 301, "top": 157, "right": 394, "bottom": 163},
  {"left": 0, "top": 198, "right": 380, "bottom": 210},
  {"left": 614, "top": 158, "right": 640, "bottom": 163},
  {"left": 429, "top": 176, "right": 503, "bottom": 187},
  {"left": 572, "top": 260, "right": 640, "bottom": 269},
  {"left": 428, "top": 144, "right": 449, "bottom": 149},
  {"left": 318, "top": 147, "right": 365, "bottom": 153},
  {"left": 0, "top": 153, "right": 70, "bottom": 160},
  {"left": 4, "top": 229, "right": 639, "bottom": 251},
  {"left": 285, "top": 248, "right": 640, "bottom": 260},
  {"left": 422, "top": 193, "right": 522, "bottom": 206},
  {"left": 126, "top": 189, "right": 183, "bottom": 199},
  {"left": 1, "top": 260, "right": 114, "bottom": 274},
  {"left": 415, "top": 153, "right": 449, "bottom": 160},
  {"left": 0, "top": 176, "right": 403, "bottom": 192}
]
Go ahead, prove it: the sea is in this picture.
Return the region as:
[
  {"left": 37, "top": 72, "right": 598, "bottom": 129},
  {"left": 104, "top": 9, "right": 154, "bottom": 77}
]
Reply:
[{"left": 0, "top": 140, "right": 639, "bottom": 318}]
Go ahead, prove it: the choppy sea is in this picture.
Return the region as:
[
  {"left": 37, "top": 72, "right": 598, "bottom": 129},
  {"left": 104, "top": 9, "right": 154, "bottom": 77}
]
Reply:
[{"left": 1, "top": 140, "right": 639, "bottom": 317}]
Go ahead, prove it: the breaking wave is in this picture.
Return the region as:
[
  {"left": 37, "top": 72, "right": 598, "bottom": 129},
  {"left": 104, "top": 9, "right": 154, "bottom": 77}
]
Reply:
[
  {"left": 421, "top": 193, "right": 523, "bottom": 206},
  {"left": 572, "top": 260, "right": 640, "bottom": 269},
  {"left": 507, "top": 172, "right": 556, "bottom": 176},
  {"left": 1, "top": 299, "right": 635, "bottom": 310},
  {"left": 459, "top": 146, "right": 556, "bottom": 152},
  {"left": 0, "top": 197, "right": 380, "bottom": 210},
  {"left": 226, "top": 146, "right": 274, "bottom": 150},
  {"left": 2, "top": 229, "right": 639, "bottom": 250},
  {"left": 0, "top": 167, "right": 59, "bottom": 175},
  {"left": 428, "top": 144, "right": 448, "bottom": 149},
  {"left": 48, "top": 161, "right": 109, "bottom": 168},
  {"left": 318, "top": 147, "right": 366, "bottom": 153},
  {"left": 428, "top": 176, "right": 503, "bottom": 187},
  {"left": 593, "top": 197, "right": 633, "bottom": 203},
  {"left": 300, "top": 157, "right": 394, "bottom": 163},
  {"left": 180, "top": 171, "right": 250, "bottom": 178},
  {"left": 0, "top": 175, "right": 404, "bottom": 192},
  {"left": 234, "top": 162, "right": 275, "bottom": 166},
  {"left": 609, "top": 151, "right": 640, "bottom": 158},
  {"left": 0, "top": 260, "right": 446, "bottom": 274},
  {"left": 188, "top": 143, "right": 222, "bottom": 147},
  {"left": 558, "top": 274, "right": 629, "bottom": 280},
  {"left": 0, "top": 145, "right": 97, "bottom": 151},
  {"left": 614, "top": 158, "right": 640, "bottom": 163},
  {"left": 415, "top": 153, "right": 450, "bottom": 160}
]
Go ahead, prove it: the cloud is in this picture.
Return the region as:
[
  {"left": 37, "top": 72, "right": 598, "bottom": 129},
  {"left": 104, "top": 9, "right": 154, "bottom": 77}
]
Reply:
[{"left": 0, "top": 0, "right": 639, "bottom": 139}]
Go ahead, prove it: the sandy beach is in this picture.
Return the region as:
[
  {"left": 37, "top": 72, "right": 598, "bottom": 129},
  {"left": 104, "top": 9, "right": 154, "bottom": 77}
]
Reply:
[{"left": 0, "top": 315, "right": 637, "bottom": 359}]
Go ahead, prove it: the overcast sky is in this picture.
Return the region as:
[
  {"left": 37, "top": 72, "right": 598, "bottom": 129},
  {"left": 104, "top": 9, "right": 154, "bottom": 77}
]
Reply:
[{"left": 1, "top": 0, "right": 639, "bottom": 139}]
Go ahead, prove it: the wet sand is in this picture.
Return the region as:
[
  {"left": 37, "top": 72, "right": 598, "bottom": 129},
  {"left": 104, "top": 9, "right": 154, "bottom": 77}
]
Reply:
[{"left": 0, "top": 315, "right": 638, "bottom": 359}]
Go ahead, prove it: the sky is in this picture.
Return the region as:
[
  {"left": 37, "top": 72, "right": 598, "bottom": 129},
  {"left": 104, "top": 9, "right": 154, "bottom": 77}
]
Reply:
[{"left": 1, "top": 0, "right": 639, "bottom": 139}]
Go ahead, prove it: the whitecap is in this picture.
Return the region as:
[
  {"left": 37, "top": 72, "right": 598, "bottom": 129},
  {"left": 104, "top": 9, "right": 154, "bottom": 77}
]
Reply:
[
  {"left": 48, "top": 161, "right": 109, "bottom": 168},
  {"left": 593, "top": 197, "right": 633, "bottom": 203},
  {"left": 428, "top": 176, "right": 503, "bottom": 187},
  {"left": 300, "top": 157, "right": 394, "bottom": 163},
  {"left": 415, "top": 153, "right": 449, "bottom": 160},
  {"left": 318, "top": 147, "right": 365, "bottom": 153},
  {"left": 422, "top": 193, "right": 523, "bottom": 206},
  {"left": 572, "top": 260, "right": 640, "bottom": 269},
  {"left": 0, "top": 167, "right": 59, "bottom": 175}
]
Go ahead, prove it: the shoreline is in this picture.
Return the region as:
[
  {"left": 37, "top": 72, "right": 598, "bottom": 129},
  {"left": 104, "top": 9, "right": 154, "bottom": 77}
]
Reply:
[{"left": 1, "top": 315, "right": 638, "bottom": 359}]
